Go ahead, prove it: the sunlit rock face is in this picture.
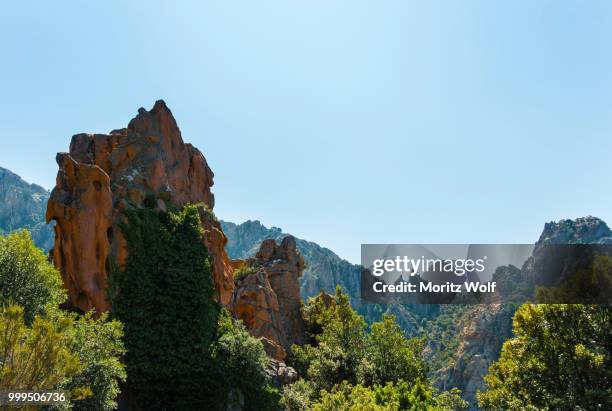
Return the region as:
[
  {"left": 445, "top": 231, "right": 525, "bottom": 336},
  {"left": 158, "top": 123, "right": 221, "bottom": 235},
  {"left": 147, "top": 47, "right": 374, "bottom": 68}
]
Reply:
[
  {"left": 46, "top": 100, "right": 234, "bottom": 313},
  {"left": 231, "top": 236, "right": 307, "bottom": 361}
]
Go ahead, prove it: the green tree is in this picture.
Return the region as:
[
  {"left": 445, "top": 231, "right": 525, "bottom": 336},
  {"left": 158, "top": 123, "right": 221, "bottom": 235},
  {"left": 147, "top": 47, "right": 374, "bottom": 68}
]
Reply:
[
  {"left": 211, "top": 309, "right": 280, "bottom": 411},
  {"left": 363, "top": 314, "right": 427, "bottom": 386},
  {"left": 478, "top": 304, "right": 612, "bottom": 410},
  {"left": 0, "top": 230, "right": 65, "bottom": 323},
  {"left": 60, "top": 311, "right": 126, "bottom": 411},
  {"left": 312, "top": 381, "right": 388, "bottom": 411},
  {"left": 0, "top": 229, "right": 126, "bottom": 410},
  {"left": 310, "top": 380, "right": 467, "bottom": 411},
  {"left": 111, "top": 204, "right": 221, "bottom": 409},
  {"left": 291, "top": 286, "right": 367, "bottom": 391},
  {"left": 280, "top": 379, "right": 316, "bottom": 411},
  {"left": 289, "top": 288, "right": 465, "bottom": 410}
]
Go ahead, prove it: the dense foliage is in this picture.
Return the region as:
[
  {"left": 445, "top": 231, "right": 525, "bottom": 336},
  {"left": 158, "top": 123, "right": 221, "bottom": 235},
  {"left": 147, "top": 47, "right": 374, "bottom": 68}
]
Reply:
[
  {"left": 0, "top": 230, "right": 126, "bottom": 410},
  {"left": 112, "top": 203, "right": 278, "bottom": 410},
  {"left": 478, "top": 304, "right": 612, "bottom": 410},
  {"left": 286, "top": 287, "right": 468, "bottom": 410},
  {"left": 111, "top": 204, "right": 220, "bottom": 408},
  {"left": 211, "top": 309, "right": 280, "bottom": 409},
  {"left": 59, "top": 312, "right": 127, "bottom": 411},
  {"left": 0, "top": 230, "right": 64, "bottom": 323},
  {"left": 311, "top": 380, "right": 465, "bottom": 411}
]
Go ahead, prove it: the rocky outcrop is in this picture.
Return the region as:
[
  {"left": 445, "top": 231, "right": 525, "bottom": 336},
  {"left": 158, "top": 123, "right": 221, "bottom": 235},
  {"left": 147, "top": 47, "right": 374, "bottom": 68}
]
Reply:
[
  {"left": 537, "top": 216, "right": 612, "bottom": 245},
  {"left": 0, "top": 166, "right": 54, "bottom": 250},
  {"left": 221, "top": 220, "right": 361, "bottom": 305},
  {"left": 46, "top": 101, "right": 234, "bottom": 313},
  {"left": 232, "top": 268, "right": 287, "bottom": 360},
  {"left": 256, "top": 237, "right": 307, "bottom": 349},
  {"left": 231, "top": 236, "right": 307, "bottom": 361},
  {"left": 435, "top": 304, "right": 515, "bottom": 408},
  {"left": 267, "top": 359, "right": 298, "bottom": 387}
]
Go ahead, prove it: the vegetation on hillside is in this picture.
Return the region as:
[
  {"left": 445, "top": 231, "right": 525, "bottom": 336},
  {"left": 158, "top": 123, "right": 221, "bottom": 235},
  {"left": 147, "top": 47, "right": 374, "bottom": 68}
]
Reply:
[
  {"left": 1, "top": 222, "right": 610, "bottom": 410},
  {"left": 111, "top": 203, "right": 279, "bottom": 410},
  {"left": 478, "top": 304, "right": 612, "bottom": 410},
  {"left": 0, "top": 231, "right": 126, "bottom": 410},
  {"left": 0, "top": 167, "right": 54, "bottom": 250},
  {"left": 284, "top": 287, "right": 468, "bottom": 410}
]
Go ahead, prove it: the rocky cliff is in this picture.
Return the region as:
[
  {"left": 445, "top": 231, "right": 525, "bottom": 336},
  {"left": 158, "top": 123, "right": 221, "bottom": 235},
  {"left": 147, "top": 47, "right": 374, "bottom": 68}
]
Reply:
[
  {"left": 231, "top": 236, "right": 307, "bottom": 361},
  {"left": 46, "top": 101, "right": 234, "bottom": 313},
  {"left": 433, "top": 215, "right": 612, "bottom": 408},
  {"left": 0, "top": 166, "right": 54, "bottom": 250}
]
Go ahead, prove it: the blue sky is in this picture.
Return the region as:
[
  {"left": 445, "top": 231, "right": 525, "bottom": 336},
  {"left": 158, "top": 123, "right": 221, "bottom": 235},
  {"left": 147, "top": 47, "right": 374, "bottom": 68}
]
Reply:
[{"left": 1, "top": 1, "right": 612, "bottom": 263}]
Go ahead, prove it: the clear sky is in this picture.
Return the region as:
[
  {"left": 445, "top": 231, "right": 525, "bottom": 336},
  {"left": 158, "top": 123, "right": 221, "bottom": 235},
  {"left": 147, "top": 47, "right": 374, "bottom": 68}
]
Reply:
[{"left": 2, "top": 1, "right": 612, "bottom": 263}]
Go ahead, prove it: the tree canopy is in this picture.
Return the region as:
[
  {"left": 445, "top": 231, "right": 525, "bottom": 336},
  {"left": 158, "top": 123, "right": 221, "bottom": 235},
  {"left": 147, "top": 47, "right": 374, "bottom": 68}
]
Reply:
[{"left": 478, "top": 304, "right": 612, "bottom": 410}]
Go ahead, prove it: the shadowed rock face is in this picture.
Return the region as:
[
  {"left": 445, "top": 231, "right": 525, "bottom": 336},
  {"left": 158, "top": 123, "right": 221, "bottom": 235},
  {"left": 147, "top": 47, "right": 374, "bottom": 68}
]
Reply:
[
  {"left": 231, "top": 236, "right": 307, "bottom": 361},
  {"left": 46, "top": 100, "right": 234, "bottom": 313}
]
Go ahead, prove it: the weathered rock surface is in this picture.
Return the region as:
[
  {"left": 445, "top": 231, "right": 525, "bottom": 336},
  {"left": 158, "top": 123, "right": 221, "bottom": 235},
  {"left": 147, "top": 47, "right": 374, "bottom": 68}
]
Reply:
[
  {"left": 231, "top": 236, "right": 307, "bottom": 361},
  {"left": 256, "top": 237, "right": 307, "bottom": 350},
  {"left": 46, "top": 100, "right": 234, "bottom": 313},
  {"left": 232, "top": 269, "right": 287, "bottom": 360},
  {"left": 0, "top": 166, "right": 54, "bottom": 250}
]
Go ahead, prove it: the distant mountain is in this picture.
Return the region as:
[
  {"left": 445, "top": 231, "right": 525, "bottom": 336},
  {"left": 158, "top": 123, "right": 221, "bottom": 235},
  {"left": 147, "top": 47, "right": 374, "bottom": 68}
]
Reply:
[
  {"left": 221, "top": 220, "right": 361, "bottom": 303},
  {"left": 0, "top": 167, "right": 54, "bottom": 250}
]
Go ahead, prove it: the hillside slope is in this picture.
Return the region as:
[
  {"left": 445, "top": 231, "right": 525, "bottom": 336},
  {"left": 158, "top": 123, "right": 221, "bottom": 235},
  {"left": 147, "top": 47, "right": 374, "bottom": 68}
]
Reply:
[{"left": 0, "top": 166, "right": 53, "bottom": 250}]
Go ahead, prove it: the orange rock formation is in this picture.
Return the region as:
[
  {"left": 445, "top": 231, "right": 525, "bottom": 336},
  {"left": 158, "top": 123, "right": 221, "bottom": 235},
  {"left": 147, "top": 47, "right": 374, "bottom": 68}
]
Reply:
[
  {"left": 46, "top": 100, "right": 234, "bottom": 313},
  {"left": 231, "top": 236, "right": 307, "bottom": 360}
]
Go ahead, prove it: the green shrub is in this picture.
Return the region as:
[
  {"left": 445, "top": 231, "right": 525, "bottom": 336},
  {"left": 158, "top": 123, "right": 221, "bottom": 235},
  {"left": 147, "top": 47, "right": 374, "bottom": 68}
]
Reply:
[
  {"left": 233, "top": 265, "right": 259, "bottom": 281},
  {"left": 211, "top": 309, "right": 281, "bottom": 410},
  {"left": 60, "top": 311, "right": 126, "bottom": 411},
  {"left": 280, "top": 379, "right": 316, "bottom": 411},
  {"left": 0, "top": 304, "right": 80, "bottom": 391},
  {"left": 0, "top": 304, "right": 127, "bottom": 411},
  {"left": 310, "top": 380, "right": 467, "bottom": 411}
]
